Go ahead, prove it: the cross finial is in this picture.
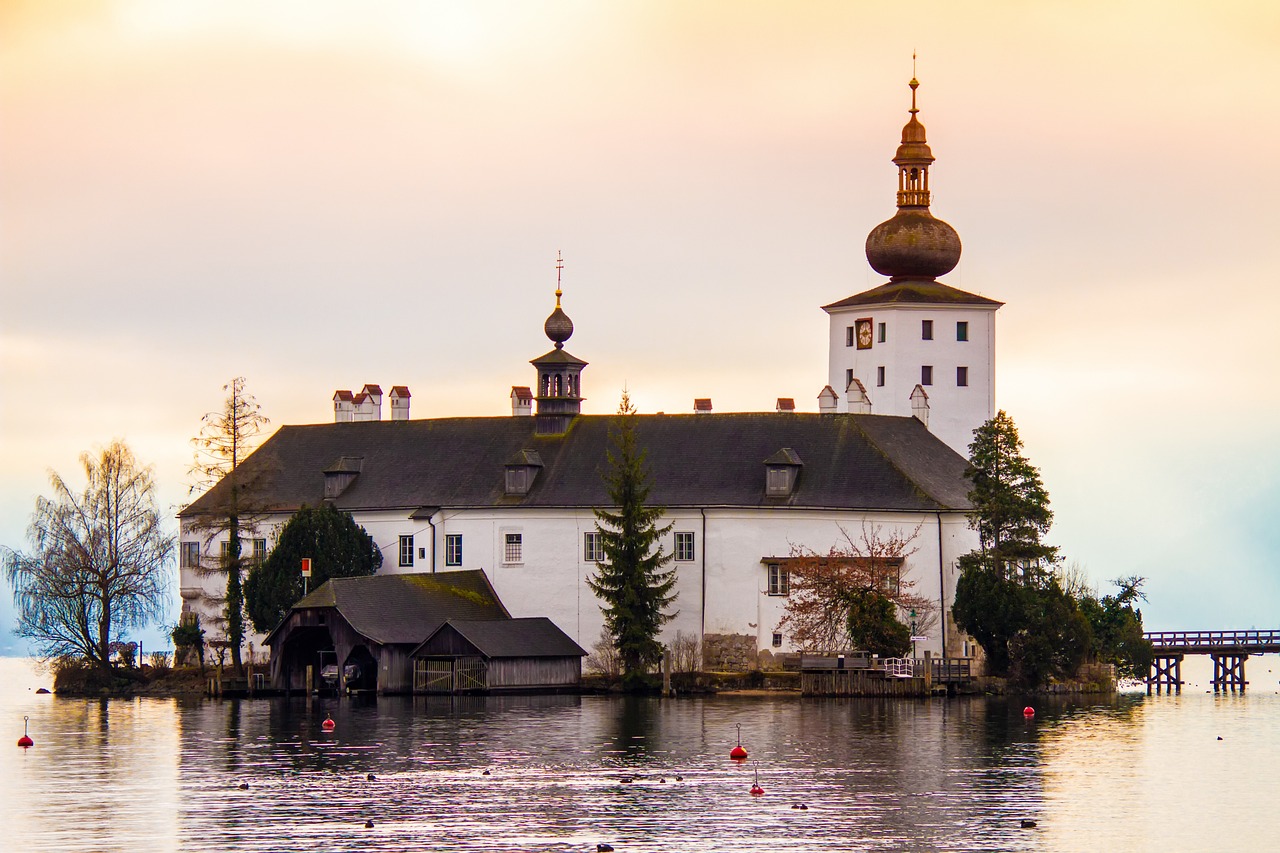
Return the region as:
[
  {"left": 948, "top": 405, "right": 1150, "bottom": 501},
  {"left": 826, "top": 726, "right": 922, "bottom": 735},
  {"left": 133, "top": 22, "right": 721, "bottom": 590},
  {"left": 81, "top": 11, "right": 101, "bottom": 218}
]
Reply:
[{"left": 555, "top": 250, "right": 563, "bottom": 307}]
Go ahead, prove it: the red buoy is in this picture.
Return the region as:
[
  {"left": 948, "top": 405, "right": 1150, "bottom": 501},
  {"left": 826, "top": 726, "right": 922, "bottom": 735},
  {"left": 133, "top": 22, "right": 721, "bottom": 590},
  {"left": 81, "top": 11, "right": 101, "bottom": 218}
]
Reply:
[
  {"left": 1023, "top": 706, "right": 1035, "bottom": 718},
  {"left": 322, "top": 714, "right": 336, "bottom": 732},
  {"left": 729, "top": 723, "right": 748, "bottom": 760},
  {"left": 17, "top": 716, "right": 33, "bottom": 749},
  {"left": 750, "top": 784, "right": 765, "bottom": 796}
]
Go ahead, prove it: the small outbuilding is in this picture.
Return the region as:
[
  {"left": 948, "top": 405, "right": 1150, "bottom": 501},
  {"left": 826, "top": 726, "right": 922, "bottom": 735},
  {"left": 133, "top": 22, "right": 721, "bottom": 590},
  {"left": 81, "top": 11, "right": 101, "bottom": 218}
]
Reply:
[
  {"left": 265, "top": 570, "right": 509, "bottom": 695},
  {"left": 411, "top": 618, "right": 587, "bottom": 694}
]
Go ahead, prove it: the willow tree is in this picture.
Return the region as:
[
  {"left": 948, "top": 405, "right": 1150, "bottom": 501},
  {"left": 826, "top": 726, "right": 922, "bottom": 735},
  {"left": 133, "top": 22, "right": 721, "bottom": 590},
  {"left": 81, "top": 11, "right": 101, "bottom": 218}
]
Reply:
[
  {"left": 187, "top": 377, "right": 269, "bottom": 675},
  {"left": 589, "top": 392, "right": 677, "bottom": 688},
  {"left": 4, "top": 441, "right": 173, "bottom": 667}
]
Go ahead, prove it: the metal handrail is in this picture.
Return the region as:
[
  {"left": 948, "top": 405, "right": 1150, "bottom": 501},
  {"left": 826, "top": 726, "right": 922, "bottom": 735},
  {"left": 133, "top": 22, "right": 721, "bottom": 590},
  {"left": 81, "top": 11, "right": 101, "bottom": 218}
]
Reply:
[{"left": 1144, "top": 630, "right": 1280, "bottom": 648}]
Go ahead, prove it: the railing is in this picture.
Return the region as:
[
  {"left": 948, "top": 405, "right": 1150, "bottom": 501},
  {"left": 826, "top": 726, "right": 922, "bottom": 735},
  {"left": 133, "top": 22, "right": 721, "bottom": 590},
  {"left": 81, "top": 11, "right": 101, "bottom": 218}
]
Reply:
[{"left": 1145, "top": 630, "right": 1280, "bottom": 650}]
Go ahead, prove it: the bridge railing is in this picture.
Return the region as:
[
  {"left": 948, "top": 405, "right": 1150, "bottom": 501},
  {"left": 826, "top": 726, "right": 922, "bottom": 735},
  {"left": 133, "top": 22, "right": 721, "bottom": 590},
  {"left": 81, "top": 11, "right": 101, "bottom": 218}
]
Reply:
[{"left": 1145, "top": 630, "right": 1280, "bottom": 649}]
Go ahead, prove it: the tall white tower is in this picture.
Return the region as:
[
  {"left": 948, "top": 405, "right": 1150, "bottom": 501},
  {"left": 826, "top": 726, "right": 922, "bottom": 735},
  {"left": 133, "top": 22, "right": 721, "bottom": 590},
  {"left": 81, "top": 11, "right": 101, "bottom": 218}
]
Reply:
[{"left": 823, "top": 75, "right": 1001, "bottom": 457}]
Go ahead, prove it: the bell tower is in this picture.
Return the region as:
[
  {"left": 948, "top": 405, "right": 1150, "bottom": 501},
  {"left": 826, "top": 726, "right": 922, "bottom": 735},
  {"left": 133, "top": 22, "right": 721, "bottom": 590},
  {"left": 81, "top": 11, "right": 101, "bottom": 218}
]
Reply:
[
  {"left": 822, "top": 71, "right": 1002, "bottom": 456},
  {"left": 531, "top": 252, "right": 588, "bottom": 436}
]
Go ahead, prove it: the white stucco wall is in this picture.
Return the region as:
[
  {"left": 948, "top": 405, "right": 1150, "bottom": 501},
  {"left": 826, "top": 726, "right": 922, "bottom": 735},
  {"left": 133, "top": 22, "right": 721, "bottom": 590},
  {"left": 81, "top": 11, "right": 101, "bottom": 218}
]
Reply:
[
  {"left": 827, "top": 300, "right": 997, "bottom": 455},
  {"left": 179, "top": 503, "right": 979, "bottom": 661}
]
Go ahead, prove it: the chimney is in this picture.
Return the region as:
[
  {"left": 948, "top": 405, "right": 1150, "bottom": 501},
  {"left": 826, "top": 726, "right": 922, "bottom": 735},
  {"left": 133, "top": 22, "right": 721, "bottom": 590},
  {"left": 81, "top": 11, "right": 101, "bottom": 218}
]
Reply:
[
  {"left": 909, "top": 384, "right": 930, "bottom": 426},
  {"left": 847, "top": 378, "right": 872, "bottom": 415},
  {"left": 361, "top": 384, "right": 383, "bottom": 420},
  {"left": 389, "top": 386, "right": 411, "bottom": 421},
  {"left": 511, "top": 386, "right": 533, "bottom": 417},
  {"left": 333, "top": 390, "right": 354, "bottom": 423},
  {"left": 694, "top": 398, "right": 712, "bottom": 414},
  {"left": 775, "top": 397, "right": 795, "bottom": 413},
  {"left": 817, "top": 385, "right": 838, "bottom": 414}
]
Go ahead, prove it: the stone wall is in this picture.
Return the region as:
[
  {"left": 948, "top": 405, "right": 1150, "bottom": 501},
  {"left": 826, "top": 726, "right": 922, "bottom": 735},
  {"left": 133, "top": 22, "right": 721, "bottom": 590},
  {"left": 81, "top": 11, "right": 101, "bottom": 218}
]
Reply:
[{"left": 701, "top": 633, "right": 756, "bottom": 672}]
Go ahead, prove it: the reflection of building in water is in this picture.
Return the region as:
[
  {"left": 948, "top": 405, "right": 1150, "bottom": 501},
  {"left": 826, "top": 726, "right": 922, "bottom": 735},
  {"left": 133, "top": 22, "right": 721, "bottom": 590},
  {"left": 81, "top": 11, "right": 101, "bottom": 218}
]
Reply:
[{"left": 179, "top": 77, "right": 993, "bottom": 675}]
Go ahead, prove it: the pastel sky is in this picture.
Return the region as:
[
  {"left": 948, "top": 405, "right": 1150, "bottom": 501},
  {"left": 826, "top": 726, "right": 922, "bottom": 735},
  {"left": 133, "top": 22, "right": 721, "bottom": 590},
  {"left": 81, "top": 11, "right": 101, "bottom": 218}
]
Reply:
[{"left": 3, "top": 0, "right": 1278, "bottom": 653}]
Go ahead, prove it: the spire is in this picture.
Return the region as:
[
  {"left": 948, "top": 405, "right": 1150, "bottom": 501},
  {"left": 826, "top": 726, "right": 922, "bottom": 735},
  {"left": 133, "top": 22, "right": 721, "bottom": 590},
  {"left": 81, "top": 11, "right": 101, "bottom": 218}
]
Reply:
[
  {"left": 543, "top": 251, "right": 574, "bottom": 349},
  {"left": 894, "top": 71, "right": 934, "bottom": 209}
]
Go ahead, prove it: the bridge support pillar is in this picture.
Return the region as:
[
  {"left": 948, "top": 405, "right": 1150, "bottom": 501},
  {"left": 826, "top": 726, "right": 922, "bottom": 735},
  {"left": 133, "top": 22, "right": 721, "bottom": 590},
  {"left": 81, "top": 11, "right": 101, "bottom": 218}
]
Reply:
[
  {"left": 1147, "top": 654, "right": 1183, "bottom": 695},
  {"left": 1211, "top": 653, "right": 1248, "bottom": 693}
]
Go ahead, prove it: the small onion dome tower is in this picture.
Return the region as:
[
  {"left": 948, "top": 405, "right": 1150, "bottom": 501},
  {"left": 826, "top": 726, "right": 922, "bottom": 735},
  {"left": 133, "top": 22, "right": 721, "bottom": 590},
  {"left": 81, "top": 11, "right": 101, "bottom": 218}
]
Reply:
[
  {"left": 531, "top": 252, "right": 588, "bottom": 436},
  {"left": 864, "top": 75, "right": 962, "bottom": 281}
]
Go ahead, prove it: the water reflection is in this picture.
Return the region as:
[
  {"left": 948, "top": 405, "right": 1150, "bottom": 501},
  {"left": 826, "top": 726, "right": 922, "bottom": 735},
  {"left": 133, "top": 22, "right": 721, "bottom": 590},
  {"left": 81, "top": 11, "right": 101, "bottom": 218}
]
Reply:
[{"left": 2, "top": 656, "right": 1279, "bottom": 853}]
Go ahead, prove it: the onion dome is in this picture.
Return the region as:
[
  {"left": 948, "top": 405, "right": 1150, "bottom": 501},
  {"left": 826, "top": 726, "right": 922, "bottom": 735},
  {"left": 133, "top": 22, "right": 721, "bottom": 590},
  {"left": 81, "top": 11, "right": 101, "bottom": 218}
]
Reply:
[
  {"left": 544, "top": 256, "right": 574, "bottom": 349},
  {"left": 864, "top": 75, "right": 962, "bottom": 280}
]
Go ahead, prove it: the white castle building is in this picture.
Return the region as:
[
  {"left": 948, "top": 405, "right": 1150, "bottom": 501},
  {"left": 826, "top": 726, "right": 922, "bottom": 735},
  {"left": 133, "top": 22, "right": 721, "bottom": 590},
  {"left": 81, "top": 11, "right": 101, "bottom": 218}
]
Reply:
[{"left": 178, "top": 77, "right": 994, "bottom": 678}]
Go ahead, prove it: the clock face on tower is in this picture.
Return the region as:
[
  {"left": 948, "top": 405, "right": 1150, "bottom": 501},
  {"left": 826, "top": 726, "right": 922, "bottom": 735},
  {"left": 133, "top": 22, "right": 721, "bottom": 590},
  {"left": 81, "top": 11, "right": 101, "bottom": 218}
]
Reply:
[{"left": 856, "top": 318, "right": 873, "bottom": 350}]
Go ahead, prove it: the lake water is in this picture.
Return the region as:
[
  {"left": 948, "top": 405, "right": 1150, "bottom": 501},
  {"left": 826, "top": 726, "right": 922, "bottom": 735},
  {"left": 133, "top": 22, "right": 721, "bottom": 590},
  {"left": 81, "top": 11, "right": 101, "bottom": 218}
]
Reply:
[{"left": 1, "top": 656, "right": 1278, "bottom": 853}]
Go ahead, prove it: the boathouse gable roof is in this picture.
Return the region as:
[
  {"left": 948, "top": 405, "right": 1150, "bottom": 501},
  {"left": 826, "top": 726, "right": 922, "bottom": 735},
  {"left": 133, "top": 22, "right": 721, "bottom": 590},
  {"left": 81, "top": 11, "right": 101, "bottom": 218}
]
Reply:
[{"left": 412, "top": 618, "right": 587, "bottom": 660}]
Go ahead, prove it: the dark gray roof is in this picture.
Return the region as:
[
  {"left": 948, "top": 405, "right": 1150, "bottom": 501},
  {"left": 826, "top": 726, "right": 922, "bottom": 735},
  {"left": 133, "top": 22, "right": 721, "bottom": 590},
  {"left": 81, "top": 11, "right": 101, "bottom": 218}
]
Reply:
[
  {"left": 823, "top": 279, "right": 1003, "bottom": 311},
  {"left": 183, "top": 412, "right": 972, "bottom": 517},
  {"left": 268, "top": 570, "right": 510, "bottom": 646},
  {"left": 413, "top": 618, "right": 587, "bottom": 659}
]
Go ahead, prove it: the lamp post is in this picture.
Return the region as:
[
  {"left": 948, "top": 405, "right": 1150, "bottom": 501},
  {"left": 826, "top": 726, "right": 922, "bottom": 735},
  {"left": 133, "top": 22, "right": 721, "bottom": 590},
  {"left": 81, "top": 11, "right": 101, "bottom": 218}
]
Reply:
[{"left": 910, "top": 610, "right": 917, "bottom": 660}]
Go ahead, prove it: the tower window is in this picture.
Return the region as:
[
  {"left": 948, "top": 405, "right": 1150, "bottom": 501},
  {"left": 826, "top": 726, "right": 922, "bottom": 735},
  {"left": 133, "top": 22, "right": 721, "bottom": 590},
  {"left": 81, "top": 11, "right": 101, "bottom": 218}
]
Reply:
[
  {"left": 956, "top": 321, "right": 969, "bottom": 342},
  {"left": 878, "top": 322, "right": 886, "bottom": 343},
  {"left": 845, "top": 369, "right": 854, "bottom": 391},
  {"left": 957, "top": 366, "right": 969, "bottom": 387},
  {"left": 922, "top": 365, "right": 933, "bottom": 386},
  {"left": 922, "top": 320, "right": 933, "bottom": 341},
  {"left": 845, "top": 326, "right": 856, "bottom": 347},
  {"left": 877, "top": 366, "right": 886, "bottom": 387}
]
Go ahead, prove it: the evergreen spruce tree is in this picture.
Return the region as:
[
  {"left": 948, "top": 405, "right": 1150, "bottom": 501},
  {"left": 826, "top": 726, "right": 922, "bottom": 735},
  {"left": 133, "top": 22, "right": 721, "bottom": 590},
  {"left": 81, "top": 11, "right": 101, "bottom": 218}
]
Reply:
[
  {"left": 589, "top": 392, "right": 677, "bottom": 689},
  {"left": 244, "top": 504, "right": 383, "bottom": 634}
]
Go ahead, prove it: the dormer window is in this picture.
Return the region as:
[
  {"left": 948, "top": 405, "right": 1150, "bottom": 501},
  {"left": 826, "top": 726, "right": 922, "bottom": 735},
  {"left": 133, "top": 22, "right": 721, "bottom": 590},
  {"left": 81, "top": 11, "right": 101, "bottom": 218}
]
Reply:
[
  {"left": 504, "top": 449, "right": 543, "bottom": 496},
  {"left": 323, "top": 456, "right": 363, "bottom": 498},
  {"left": 763, "top": 448, "right": 803, "bottom": 497}
]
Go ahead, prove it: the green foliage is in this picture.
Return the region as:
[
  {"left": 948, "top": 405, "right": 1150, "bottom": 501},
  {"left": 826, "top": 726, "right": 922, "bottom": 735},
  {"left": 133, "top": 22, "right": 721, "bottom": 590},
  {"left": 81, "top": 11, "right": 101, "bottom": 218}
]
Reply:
[
  {"left": 964, "top": 410, "right": 1058, "bottom": 579},
  {"left": 171, "top": 615, "right": 206, "bottom": 670},
  {"left": 588, "top": 392, "right": 677, "bottom": 690},
  {"left": 845, "top": 590, "right": 911, "bottom": 658},
  {"left": 1079, "top": 576, "right": 1154, "bottom": 680},
  {"left": 4, "top": 441, "right": 172, "bottom": 668},
  {"left": 244, "top": 503, "right": 382, "bottom": 633}
]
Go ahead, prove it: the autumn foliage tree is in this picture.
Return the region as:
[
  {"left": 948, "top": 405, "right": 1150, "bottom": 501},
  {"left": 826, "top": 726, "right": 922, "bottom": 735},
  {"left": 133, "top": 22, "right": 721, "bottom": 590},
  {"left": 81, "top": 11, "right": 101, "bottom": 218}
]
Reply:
[
  {"left": 777, "top": 523, "right": 931, "bottom": 656},
  {"left": 186, "top": 377, "right": 270, "bottom": 675}
]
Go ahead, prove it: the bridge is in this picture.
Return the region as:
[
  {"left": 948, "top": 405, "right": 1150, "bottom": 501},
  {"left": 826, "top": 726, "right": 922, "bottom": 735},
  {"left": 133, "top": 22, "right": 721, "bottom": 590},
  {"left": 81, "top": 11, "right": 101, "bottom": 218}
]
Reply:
[{"left": 1143, "top": 630, "right": 1280, "bottom": 694}]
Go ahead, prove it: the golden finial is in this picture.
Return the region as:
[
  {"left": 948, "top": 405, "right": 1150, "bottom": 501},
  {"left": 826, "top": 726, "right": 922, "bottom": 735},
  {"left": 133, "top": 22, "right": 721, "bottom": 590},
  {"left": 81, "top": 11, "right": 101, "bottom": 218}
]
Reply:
[
  {"left": 554, "top": 250, "right": 563, "bottom": 307},
  {"left": 909, "top": 52, "right": 919, "bottom": 114}
]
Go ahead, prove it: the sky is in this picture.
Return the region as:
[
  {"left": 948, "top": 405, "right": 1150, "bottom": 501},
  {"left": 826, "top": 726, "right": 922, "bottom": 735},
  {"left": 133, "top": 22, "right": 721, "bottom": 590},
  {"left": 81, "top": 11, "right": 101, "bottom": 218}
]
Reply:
[{"left": 2, "top": 0, "right": 1279, "bottom": 654}]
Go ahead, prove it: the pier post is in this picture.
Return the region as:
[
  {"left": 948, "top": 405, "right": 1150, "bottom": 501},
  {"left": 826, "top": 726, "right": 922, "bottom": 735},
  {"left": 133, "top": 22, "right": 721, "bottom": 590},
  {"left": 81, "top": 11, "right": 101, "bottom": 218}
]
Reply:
[
  {"left": 1147, "top": 654, "right": 1183, "bottom": 695},
  {"left": 1211, "top": 653, "right": 1248, "bottom": 693}
]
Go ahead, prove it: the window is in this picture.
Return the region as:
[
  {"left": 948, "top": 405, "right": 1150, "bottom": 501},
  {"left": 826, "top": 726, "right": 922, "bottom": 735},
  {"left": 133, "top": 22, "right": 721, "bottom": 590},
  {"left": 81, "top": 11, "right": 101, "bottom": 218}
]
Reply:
[
  {"left": 772, "top": 632, "right": 783, "bottom": 648},
  {"left": 504, "top": 533, "right": 523, "bottom": 564},
  {"left": 957, "top": 366, "right": 969, "bottom": 387},
  {"left": 922, "top": 319, "right": 933, "bottom": 340},
  {"left": 180, "top": 542, "right": 200, "bottom": 569},
  {"left": 876, "top": 366, "right": 885, "bottom": 387},
  {"left": 877, "top": 322, "right": 887, "bottom": 343},
  {"left": 768, "top": 562, "right": 790, "bottom": 596},
  {"left": 956, "top": 321, "right": 969, "bottom": 342},
  {"left": 845, "top": 325, "right": 856, "bottom": 347},
  {"left": 921, "top": 365, "right": 933, "bottom": 386},
  {"left": 766, "top": 467, "right": 792, "bottom": 496},
  {"left": 880, "top": 563, "right": 901, "bottom": 596},
  {"left": 675, "top": 532, "right": 695, "bottom": 562},
  {"left": 845, "top": 368, "right": 854, "bottom": 391},
  {"left": 252, "top": 538, "right": 267, "bottom": 565},
  {"left": 583, "top": 532, "right": 603, "bottom": 563},
  {"left": 445, "top": 534, "right": 463, "bottom": 566},
  {"left": 399, "top": 535, "right": 415, "bottom": 567}
]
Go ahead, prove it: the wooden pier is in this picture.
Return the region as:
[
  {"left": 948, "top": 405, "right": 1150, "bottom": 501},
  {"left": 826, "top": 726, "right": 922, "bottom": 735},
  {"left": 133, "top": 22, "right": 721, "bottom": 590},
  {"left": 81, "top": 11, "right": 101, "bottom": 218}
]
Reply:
[
  {"left": 1144, "top": 630, "right": 1280, "bottom": 694},
  {"left": 799, "top": 653, "right": 972, "bottom": 697}
]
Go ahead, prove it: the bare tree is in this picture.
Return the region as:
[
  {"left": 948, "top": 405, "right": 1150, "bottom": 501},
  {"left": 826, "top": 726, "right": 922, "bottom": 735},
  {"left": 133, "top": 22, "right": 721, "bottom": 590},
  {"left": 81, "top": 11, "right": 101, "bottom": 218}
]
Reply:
[
  {"left": 186, "top": 377, "right": 270, "bottom": 675},
  {"left": 776, "top": 522, "right": 932, "bottom": 654},
  {"left": 4, "top": 441, "right": 173, "bottom": 667}
]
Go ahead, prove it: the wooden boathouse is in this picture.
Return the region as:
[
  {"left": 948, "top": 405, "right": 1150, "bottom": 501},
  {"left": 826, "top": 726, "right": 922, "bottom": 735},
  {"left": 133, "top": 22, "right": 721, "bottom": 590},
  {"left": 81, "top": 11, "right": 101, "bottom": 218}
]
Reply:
[
  {"left": 265, "top": 570, "right": 513, "bottom": 695},
  {"left": 800, "top": 652, "right": 973, "bottom": 697},
  {"left": 411, "top": 618, "right": 586, "bottom": 694}
]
